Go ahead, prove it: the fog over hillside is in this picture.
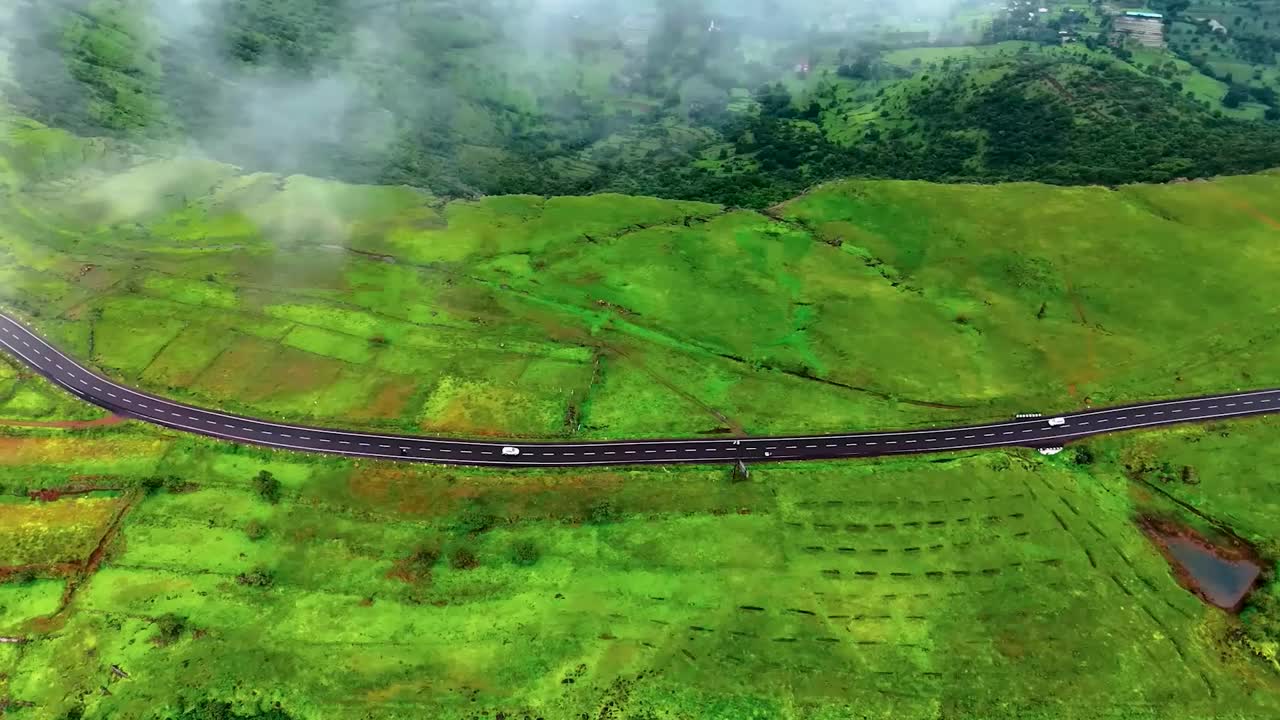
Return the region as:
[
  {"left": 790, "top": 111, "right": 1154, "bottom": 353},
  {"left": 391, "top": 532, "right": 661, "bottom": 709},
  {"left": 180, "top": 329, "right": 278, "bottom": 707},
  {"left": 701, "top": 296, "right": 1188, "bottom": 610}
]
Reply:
[
  {"left": 0, "top": 0, "right": 978, "bottom": 186},
  {"left": 7, "top": 0, "right": 1276, "bottom": 207}
]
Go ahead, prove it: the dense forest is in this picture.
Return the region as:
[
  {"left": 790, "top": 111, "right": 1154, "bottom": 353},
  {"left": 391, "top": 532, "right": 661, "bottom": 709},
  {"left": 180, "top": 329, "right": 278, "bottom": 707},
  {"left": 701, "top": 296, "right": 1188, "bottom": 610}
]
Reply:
[{"left": 5, "top": 0, "right": 1280, "bottom": 206}]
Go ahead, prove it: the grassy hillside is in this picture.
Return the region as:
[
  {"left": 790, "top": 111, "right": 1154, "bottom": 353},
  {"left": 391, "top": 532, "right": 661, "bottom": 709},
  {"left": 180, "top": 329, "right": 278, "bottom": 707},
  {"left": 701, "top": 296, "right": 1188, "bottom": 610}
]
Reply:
[
  {"left": 2, "top": 358, "right": 1280, "bottom": 718},
  {"left": 3, "top": 111, "right": 1280, "bottom": 442}
]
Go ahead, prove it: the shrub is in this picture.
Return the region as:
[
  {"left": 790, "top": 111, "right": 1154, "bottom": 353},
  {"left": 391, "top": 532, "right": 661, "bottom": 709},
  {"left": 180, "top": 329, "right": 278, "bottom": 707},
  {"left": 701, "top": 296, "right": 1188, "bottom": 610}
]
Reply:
[
  {"left": 586, "top": 499, "right": 621, "bottom": 525},
  {"left": 154, "top": 613, "right": 187, "bottom": 645},
  {"left": 244, "top": 520, "right": 268, "bottom": 541},
  {"left": 1072, "top": 446, "right": 1095, "bottom": 465},
  {"left": 252, "top": 470, "right": 281, "bottom": 504},
  {"left": 408, "top": 545, "right": 440, "bottom": 574},
  {"left": 453, "top": 500, "right": 496, "bottom": 535},
  {"left": 235, "top": 567, "right": 275, "bottom": 588},
  {"left": 510, "top": 540, "right": 540, "bottom": 567},
  {"left": 142, "top": 475, "right": 185, "bottom": 494},
  {"left": 449, "top": 547, "right": 479, "bottom": 570}
]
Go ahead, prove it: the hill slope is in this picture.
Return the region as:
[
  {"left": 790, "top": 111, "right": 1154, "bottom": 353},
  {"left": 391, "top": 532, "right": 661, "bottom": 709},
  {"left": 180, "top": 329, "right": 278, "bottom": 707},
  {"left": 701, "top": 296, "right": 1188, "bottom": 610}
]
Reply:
[
  {"left": 6, "top": 1, "right": 1280, "bottom": 206},
  {"left": 3, "top": 110, "right": 1280, "bottom": 441}
]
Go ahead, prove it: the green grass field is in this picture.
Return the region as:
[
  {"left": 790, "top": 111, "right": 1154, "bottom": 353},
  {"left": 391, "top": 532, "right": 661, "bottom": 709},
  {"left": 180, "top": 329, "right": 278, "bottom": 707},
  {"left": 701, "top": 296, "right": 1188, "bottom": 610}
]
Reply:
[
  {"left": 3, "top": 103, "right": 1280, "bottom": 717},
  {"left": 1, "top": 367, "right": 1280, "bottom": 718},
  {"left": 4, "top": 111, "right": 1280, "bottom": 447}
]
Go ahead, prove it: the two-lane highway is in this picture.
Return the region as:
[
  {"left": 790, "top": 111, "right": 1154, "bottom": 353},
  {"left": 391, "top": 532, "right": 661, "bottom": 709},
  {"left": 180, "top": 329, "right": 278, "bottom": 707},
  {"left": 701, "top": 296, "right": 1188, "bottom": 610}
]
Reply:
[{"left": 2, "top": 312, "right": 1279, "bottom": 467}]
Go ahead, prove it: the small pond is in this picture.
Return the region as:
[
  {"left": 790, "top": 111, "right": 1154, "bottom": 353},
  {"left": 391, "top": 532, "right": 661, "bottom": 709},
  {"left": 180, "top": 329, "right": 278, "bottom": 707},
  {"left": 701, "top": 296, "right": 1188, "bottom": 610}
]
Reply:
[
  {"left": 1145, "top": 522, "right": 1262, "bottom": 611},
  {"left": 1162, "top": 535, "right": 1261, "bottom": 610}
]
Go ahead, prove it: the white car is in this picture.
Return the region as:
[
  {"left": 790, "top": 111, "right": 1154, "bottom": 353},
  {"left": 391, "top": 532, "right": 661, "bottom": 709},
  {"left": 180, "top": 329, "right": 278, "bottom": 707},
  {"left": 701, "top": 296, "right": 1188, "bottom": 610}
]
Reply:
[
  {"left": 501, "top": 446, "right": 521, "bottom": 456},
  {"left": 1047, "top": 417, "right": 1066, "bottom": 427}
]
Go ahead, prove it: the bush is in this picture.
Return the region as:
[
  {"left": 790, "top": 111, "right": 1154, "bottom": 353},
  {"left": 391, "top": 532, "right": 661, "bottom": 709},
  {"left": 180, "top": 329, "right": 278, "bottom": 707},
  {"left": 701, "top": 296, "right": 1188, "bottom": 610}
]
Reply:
[
  {"left": 175, "top": 699, "right": 296, "bottom": 719},
  {"left": 244, "top": 520, "right": 268, "bottom": 541},
  {"left": 453, "top": 500, "right": 496, "bottom": 535},
  {"left": 141, "top": 475, "right": 185, "bottom": 494},
  {"left": 252, "top": 470, "right": 282, "bottom": 504},
  {"left": 408, "top": 545, "right": 440, "bottom": 573},
  {"left": 153, "top": 613, "right": 187, "bottom": 645},
  {"left": 586, "top": 499, "right": 622, "bottom": 525},
  {"left": 510, "top": 540, "right": 540, "bottom": 567},
  {"left": 235, "top": 567, "right": 275, "bottom": 588},
  {"left": 449, "top": 547, "right": 479, "bottom": 570}
]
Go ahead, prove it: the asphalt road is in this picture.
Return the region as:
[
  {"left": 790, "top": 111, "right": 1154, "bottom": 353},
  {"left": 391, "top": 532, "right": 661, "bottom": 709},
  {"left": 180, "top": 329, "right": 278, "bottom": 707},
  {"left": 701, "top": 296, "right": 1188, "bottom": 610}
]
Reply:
[{"left": 2, "top": 312, "right": 1279, "bottom": 467}]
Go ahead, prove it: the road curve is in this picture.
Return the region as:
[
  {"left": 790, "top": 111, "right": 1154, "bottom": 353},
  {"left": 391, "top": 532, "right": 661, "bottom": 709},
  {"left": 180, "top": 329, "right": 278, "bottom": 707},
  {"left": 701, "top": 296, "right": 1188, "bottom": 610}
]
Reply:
[{"left": 2, "top": 312, "right": 1279, "bottom": 467}]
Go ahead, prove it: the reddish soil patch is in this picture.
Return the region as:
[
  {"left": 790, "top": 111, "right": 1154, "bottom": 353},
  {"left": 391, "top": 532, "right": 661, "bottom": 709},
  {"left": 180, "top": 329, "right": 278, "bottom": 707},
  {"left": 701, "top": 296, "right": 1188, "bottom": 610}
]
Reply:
[
  {"left": 351, "top": 379, "right": 418, "bottom": 420},
  {"left": 1139, "top": 516, "right": 1265, "bottom": 612},
  {"left": 994, "top": 632, "right": 1028, "bottom": 660},
  {"left": 0, "top": 415, "right": 127, "bottom": 430},
  {"left": 345, "top": 465, "right": 768, "bottom": 527},
  {"left": 385, "top": 559, "right": 418, "bottom": 585},
  {"left": 256, "top": 348, "right": 346, "bottom": 399},
  {"left": 195, "top": 338, "right": 343, "bottom": 400},
  {"left": 0, "top": 562, "right": 79, "bottom": 583},
  {"left": 27, "top": 485, "right": 117, "bottom": 502}
]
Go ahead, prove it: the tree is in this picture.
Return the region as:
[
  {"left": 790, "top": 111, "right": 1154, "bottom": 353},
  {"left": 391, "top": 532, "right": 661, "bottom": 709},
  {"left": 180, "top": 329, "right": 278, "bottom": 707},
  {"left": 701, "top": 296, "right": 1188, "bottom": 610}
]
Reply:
[
  {"left": 1267, "top": 107, "right": 1280, "bottom": 122},
  {"left": 252, "top": 470, "right": 281, "bottom": 504},
  {"left": 1223, "top": 86, "right": 1250, "bottom": 109}
]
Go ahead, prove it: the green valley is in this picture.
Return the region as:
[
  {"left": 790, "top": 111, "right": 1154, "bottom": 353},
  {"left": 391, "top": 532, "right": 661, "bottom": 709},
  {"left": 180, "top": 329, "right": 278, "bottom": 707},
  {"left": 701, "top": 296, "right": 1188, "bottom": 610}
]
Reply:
[{"left": 2, "top": 1, "right": 1280, "bottom": 718}]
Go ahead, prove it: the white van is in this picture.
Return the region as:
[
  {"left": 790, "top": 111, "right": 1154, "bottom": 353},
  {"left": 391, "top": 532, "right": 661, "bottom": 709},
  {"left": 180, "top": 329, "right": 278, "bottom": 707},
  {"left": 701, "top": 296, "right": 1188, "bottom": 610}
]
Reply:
[{"left": 1047, "top": 417, "right": 1066, "bottom": 427}]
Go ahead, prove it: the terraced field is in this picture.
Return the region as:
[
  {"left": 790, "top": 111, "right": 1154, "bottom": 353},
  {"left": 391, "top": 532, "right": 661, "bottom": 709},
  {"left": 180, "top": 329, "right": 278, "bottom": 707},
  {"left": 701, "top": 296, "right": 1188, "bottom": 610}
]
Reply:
[{"left": 2, "top": 371, "right": 1279, "bottom": 718}]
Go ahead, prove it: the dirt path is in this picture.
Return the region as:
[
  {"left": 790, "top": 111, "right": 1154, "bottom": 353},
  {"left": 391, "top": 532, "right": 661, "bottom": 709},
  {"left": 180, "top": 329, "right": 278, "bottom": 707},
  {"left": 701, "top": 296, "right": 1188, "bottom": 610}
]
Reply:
[{"left": 1222, "top": 195, "right": 1280, "bottom": 231}]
